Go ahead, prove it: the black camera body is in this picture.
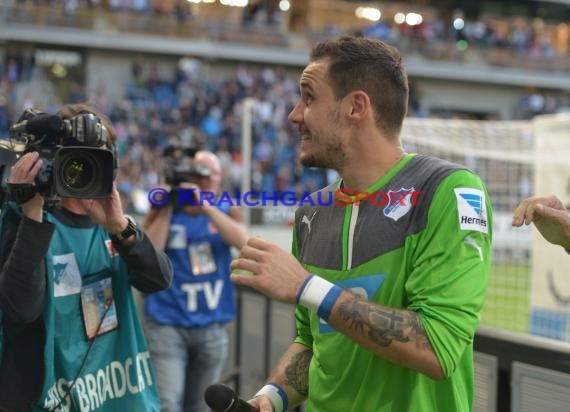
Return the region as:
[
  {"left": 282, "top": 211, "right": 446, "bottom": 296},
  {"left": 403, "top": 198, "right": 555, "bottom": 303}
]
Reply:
[
  {"left": 163, "top": 145, "right": 211, "bottom": 186},
  {"left": 6, "top": 108, "right": 116, "bottom": 202},
  {"left": 162, "top": 145, "right": 210, "bottom": 207}
]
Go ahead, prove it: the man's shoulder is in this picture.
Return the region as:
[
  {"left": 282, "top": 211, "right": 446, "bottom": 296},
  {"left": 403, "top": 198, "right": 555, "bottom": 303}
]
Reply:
[
  {"left": 410, "top": 154, "right": 467, "bottom": 174},
  {"left": 408, "top": 154, "right": 486, "bottom": 188}
]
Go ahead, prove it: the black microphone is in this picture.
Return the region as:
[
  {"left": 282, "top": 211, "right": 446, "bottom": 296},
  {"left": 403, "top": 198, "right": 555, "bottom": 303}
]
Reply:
[
  {"left": 9, "top": 114, "right": 66, "bottom": 137},
  {"left": 204, "top": 384, "right": 259, "bottom": 412}
]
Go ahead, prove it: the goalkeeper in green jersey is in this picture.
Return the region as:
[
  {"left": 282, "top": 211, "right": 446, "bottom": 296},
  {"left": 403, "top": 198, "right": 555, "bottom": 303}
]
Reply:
[{"left": 231, "top": 35, "right": 493, "bottom": 412}]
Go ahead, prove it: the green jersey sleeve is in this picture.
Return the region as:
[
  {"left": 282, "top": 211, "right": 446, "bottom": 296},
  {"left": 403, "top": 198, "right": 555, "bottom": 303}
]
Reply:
[
  {"left": 292, "top": 223, "right": 314, "bottom": 349},
  {"left": 406, "top": 169, "right": 493, "bottom": 378}
]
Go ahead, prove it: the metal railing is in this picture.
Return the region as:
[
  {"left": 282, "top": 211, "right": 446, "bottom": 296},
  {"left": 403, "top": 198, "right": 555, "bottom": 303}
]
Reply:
[
  {"left": 474, "top": 326, "right": 570, "bottom": 411},
  {"left": 224, "top": 284, "right": 303, "bottom": 411}
]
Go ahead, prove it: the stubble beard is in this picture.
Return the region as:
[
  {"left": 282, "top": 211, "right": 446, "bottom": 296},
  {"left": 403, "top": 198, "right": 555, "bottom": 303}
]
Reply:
[
  {"left": 300, "top": 109, "right": 346, "bottom": 169},
  {"left": 300, "top": 136, "right": 345, "bottom": 170}
]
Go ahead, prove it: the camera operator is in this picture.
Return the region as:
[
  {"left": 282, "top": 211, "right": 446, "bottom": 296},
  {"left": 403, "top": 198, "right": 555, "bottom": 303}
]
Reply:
[
  {"left": 0, "top": 103, "right": 173, "bottom": 411},
  {"left": 143, "top": 150, "right": 248, "bottom": 412}
]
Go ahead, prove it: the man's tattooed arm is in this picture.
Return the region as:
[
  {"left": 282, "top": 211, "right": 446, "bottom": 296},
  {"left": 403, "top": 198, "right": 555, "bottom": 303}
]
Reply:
[
  {"left": 330, "top": 293, "right": 444, "bottom": 380},
  {"left": 284, "top": 347, "right": 312, "bottom": 396},
  {"left": 338, "top": 297, "right": 432, "bottom": 350},
  {"left": 264, "top": 343, "right": 313, "bottom": 407}
]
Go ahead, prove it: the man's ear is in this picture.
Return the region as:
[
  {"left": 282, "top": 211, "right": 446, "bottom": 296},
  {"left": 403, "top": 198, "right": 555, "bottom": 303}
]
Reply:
[{"left": 348, "top": 90, "right": 370, "bottom": 119}]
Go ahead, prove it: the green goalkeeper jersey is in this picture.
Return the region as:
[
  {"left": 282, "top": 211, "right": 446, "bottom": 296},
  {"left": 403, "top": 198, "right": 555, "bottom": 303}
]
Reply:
[{"left": 293, "top": 154, "right": 492, "bottom": 412}]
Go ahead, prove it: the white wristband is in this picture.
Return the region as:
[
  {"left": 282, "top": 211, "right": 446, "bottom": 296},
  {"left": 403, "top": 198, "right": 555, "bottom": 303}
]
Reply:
[
  {"left": 255, "top": 383, "right": 288, "bottom": 412},
  {"left": 296, "top": 274, "right": 343, "bottom": 321}
]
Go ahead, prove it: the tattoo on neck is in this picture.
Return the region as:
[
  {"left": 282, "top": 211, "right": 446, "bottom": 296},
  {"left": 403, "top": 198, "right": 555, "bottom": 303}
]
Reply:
[
  {"left": 338, "top": 298, "right": 429, "bottom": 349},
  {"left": 284, "top": 349, "right": 312, "bottom": 396}
]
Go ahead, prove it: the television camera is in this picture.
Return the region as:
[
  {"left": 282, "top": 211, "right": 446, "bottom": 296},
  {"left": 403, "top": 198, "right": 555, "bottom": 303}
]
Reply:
[
  {"left": 0, "top": 108, "right": 116, "bottom": 207},
  {"left": 163, "top": 145, "right": 211, "bottom": 185},
  {"left": 162, "top": 145, "right": 211, "bottom": 206}
]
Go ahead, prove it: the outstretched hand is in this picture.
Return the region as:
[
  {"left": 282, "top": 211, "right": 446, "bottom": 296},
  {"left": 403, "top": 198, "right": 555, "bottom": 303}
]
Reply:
[
  {"left": 512, "top": 195, "right": 570, "bottom": 249},
  {"left": 230, "top": 236, "right": 310, "bottom": 304}
]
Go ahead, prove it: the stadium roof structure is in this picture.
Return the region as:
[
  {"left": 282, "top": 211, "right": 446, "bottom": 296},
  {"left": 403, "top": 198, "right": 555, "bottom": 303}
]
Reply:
[{"left": 342, "top": 0, "right": 570, "bottom": 17}]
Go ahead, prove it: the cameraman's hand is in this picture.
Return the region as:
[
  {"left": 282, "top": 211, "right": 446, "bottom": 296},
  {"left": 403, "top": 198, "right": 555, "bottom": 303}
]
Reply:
[
  {"left": 76, "top": 184, "right": 132, "bottom": 241},
  {"left": 7, "top": 152, "right": 43, "bottom": 186},
  {"left": 7, "top": 152, "right": 44, "bottom": 221}
]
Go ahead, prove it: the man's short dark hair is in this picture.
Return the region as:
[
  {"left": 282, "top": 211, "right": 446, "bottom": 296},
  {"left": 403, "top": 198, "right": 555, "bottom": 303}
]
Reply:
[{"left": 310, "top": 35, "right": 409, "bottom": 136}]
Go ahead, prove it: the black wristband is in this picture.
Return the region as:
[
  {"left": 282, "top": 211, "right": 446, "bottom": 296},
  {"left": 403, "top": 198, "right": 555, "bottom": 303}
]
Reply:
[{"left": 109, "top": 215, "right": 137, "bottom": 243}]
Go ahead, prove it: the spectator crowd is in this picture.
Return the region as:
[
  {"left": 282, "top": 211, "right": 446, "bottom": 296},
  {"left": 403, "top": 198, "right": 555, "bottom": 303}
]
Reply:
[{"left": 1, "top": 0, "right": 569, "bottom": 210}]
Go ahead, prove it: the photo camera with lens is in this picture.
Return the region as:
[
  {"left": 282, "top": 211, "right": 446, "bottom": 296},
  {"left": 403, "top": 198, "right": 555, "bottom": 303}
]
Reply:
[{"left": 2, "top": 108, "right": 116, "bottom": 205}]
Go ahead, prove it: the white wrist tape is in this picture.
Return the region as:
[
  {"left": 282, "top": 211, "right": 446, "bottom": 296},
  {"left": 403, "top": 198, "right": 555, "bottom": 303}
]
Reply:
[
  {"left": 255, "top": 383, "right": 288, "bottom": 412},
  {"left": 297, "top": 274, "right": 343, "bottom": 321}
]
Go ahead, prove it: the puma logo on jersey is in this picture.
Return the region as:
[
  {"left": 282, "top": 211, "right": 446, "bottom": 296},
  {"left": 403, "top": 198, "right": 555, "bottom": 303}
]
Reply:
[{"left": 301, "top": 210, "right": 318, "bottom": 233}]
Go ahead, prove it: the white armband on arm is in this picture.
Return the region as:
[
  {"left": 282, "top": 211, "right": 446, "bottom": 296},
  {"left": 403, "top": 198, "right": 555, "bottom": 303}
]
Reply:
[
  {"left": 255, "top": 383, "right": 288, "bottom": 412},
  {"left": 296, "top": 274, "right": 343, "bottom": 321}
]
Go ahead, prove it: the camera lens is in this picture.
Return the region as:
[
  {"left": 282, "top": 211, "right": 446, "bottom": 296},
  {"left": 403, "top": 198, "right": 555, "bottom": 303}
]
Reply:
[
  {"left": 57, "top": 151, "right": 97, "bottom": 196},
  {"left": 54, "top": 146, "right": 115, "bottom": 198},
  {"left": 63, "top": 157, "right": 94, "bottom": 189}
]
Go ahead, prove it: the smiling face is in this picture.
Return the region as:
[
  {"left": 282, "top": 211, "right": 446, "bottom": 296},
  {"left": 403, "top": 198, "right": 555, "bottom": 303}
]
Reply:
[{"left": 288, "top": 59, "right": 349, "bottom": 171}]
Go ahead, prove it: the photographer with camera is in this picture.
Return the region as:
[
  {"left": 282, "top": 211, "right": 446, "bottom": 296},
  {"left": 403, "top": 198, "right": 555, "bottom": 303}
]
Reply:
[
  {"left": 143, "top": 150, "right": 248, "bottom": 412},
  {"left": 0, "top": 103, "right": 173, "bottom": 411}
]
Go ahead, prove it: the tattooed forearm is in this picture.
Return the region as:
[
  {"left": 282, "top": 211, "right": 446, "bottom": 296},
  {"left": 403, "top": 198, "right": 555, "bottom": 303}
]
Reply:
[
  {"left": 410, "top": 312, "right": 432, "bottom": 351},
  {"left": 338, "top": 298, "right": 430, "bottom": 350},
  {"left": 284, "top": 349, "right": 312, "bottom": 396}
]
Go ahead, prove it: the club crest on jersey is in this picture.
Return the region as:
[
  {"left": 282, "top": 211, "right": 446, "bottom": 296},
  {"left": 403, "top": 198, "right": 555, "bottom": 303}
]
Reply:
[
  {"left": 383, "top": 187, "right": 415, "bottom": 221},
  {"left": 455, "top": 188, "right": 488, "bottom": 234},
  {"left": 53, "top": 253, "right": 82, "bottom": 297}
]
